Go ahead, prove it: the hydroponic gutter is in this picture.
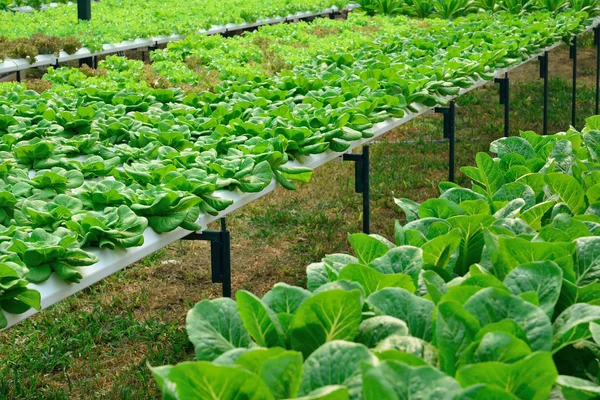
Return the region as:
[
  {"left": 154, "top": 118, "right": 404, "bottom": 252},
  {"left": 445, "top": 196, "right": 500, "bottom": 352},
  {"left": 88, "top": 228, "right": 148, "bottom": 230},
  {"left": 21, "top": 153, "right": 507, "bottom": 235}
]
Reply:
[
  {"left": 0, "top": 4, "right": 358, "bottom": 75},
  {"left": 3, "top": 16, "right": 599, "bottom": 330},
  {"left": 7, "top": 1, "right": 75, "bottom": 13}
]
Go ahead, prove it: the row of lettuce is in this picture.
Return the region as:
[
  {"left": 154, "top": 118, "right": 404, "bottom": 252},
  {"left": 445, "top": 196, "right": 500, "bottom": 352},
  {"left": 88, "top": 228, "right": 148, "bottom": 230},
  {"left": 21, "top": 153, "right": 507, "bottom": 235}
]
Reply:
[
  {"left": 0, "top": 11, "right": 593, "bottom": 327},
  {"left": 0, "top": 0, "right": 596, "bottom": 65},
  {"left": 2, "top": 0, "right": 81, "bottom": 11},
  {"left": 151, "top": 118, "right": 600, "bottom": 400},
  {"left": 40, "top": 11, "right": 591, "bottom": 93},
  {"left": 0, "top": 0, "right": 348, "bottom": 60},
  {"left": 358, "top": 0, "right": 599, "bottom": 18}
]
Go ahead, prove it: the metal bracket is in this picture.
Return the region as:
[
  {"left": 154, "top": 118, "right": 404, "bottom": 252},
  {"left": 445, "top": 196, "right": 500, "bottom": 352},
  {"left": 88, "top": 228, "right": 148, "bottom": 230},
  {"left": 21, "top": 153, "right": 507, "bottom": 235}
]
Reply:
[
  {"left": 221, "top": 28, "right": 235, "bottom": 38},
  {"left": 494, "top": 75, "right": 508, "bottom": 105},
  {"left": 143, "top": 43, "right": 160, "bottom": 63},
  {"left": 538, "top": 51, "right": 549, "bottom": 135},
  {"left": 570, "top": 36, "right": 578, "bottom": 128},
  {"left": 538, "top": 51, "right": 548, "bottom": 79},
  {"left": 435, "top": 101, "right": 456, "bottom": 182},
  {"left": 494, "top": 73, "right": 510, "bottom": 137},
  {"left": 342, "top": 146, "right": 370, "bottom": 234},
  {"left": 183, "top": 218, "right": 231, "bottom": 297},
  {"left": 79, "top": 56, "right": 97, "bottom": 69}
]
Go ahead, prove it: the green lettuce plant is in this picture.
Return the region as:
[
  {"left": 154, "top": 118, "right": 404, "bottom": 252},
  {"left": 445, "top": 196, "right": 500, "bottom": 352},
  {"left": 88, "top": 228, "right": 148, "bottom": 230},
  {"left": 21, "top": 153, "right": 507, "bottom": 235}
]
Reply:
[
  {"left": 129, "top": 186, "right": 202, "bottom": 233},
  {"left": 2, "top": 228, "right": 98, "bottom": 283},
  {"left": 0, "top": 262, "right": 41, "bottom": 329},
  {"left": 149, "top": 118, "right": 600, "bottom": 399},
  {"left": 66, "top": 205, "right": 148, "bottom": 249},
  {"left": 13, "top": 195, "right": 84, "bottom": 231}
]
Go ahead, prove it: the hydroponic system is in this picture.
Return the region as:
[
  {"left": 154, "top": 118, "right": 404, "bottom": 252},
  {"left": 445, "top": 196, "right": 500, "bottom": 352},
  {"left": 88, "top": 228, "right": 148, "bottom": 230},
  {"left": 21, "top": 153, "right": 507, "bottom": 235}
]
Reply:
[{"left": 2, "top": 0, "right": 600, "bottom": 397}]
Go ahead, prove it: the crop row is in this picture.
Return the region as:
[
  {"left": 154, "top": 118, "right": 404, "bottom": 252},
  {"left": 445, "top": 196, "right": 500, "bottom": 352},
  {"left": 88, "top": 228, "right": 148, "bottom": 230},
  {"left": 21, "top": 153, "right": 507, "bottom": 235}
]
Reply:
[
  {"left": 0, "top": 0, "right": 596, "bottom": 66},
  {"left": 0, "top": 10, "right": 593, "bottom": 327},
  {"left": 0, "top": 0, "right": 347, "bottom": 59},
  {"left": 39, "top": 10, "right": 590, "bottom": 102},
  {"left": 39, "top": 11, "right": 590, "bottom": 94},
  {"left": 359, "top": 0, "right": 599, "bottom": 19},
  {"left": 150, "top": 117, "right": 600, "bottom": 400},
  {"left": 148, "top": 14, "right": 409, "bottom": 88},
  {"left": 2, "top": 0, "right": 76, "bottom": 12}
]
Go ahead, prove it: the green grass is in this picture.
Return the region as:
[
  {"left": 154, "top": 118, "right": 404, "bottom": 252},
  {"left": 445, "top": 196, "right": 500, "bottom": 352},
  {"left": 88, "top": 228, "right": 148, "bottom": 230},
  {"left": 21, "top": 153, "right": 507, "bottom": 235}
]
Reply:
[
  {"left": 1, "top": 294, "right": 193, "bottom": 399},
  {"left": 1, "top": 42, "right": 598, "bottom": 399}
]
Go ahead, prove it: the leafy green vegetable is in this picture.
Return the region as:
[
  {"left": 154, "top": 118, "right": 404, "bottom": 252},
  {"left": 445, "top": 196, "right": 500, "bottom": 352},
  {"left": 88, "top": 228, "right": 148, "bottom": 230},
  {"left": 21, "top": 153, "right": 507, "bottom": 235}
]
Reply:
[
  {"left": 186, "top": 298, "right": 252, "bottom": 361},
  {"left": 0, "top": 262, "right": 41, "bottom": 329},
  {"left": 290, "top": 289, "right": 363, "bottom": 357},
  {"left": 67, "top": 206, "right": 148, "bottom": 249},
  {"left": 4, "top": 228, "right": 98, "bottom": 283},
  {"left": 456, "top": 352, "right": 557, "bottom": 400},
  {"left": 149, "top": 117, "right": 600, "bottom": 398}
]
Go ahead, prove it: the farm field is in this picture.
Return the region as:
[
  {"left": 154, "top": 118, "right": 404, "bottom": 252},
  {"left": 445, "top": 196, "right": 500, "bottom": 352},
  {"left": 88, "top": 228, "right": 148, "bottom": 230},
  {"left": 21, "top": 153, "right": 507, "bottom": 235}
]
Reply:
[
  {"left": 0, "top": 0, "right": 347, "bottom": 53},
  {"left": 0, "top": 42, "right": 597, "bottom": 399},
  {"left": 2, "top": 1, "right": 600, "bottom": 399}
]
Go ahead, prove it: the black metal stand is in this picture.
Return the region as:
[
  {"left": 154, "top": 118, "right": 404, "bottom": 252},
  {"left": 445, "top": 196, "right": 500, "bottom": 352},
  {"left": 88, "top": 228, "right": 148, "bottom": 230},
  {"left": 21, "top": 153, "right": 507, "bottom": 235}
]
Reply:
[
  {"left": 570, "top": 36, "right": 577, "bottom": 128},
  {"left": 435, "top": 101, "right": 456, "bottom": 182},
  {"left": 221, "top": 29, "right": 235, "bottom": 38},
  {"left": 539, "top": 51, "right": 549, "bottom": 135},
  {"left": 77, "top": 0, "right": 91, "bottom": 20},
  {"left": 595, "top": 26, "right": 600, "bottom": 115},
  {"left": 143, "top": 43, "right": 159, "bottom": 63},
  {"left": 495, "top": 73, "right": 510, "bottom": 137},
  {"left": 343, "top": 146, "right": 370, "bottom": 234},
  {"left": 183, "top": 218, "right": 231, "bottom": 297},
  {"left": 79, "top": 56, "right": 96, "bottom": 68},
  {"left": 15, "top": 71, "right": 21, "bottom": 83}
]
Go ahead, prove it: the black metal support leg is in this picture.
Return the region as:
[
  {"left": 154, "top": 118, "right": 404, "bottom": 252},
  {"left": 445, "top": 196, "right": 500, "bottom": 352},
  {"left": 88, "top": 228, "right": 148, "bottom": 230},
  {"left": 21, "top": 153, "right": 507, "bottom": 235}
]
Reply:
[
  {"left": 183, "top": 218, "right": 231, "bottom": 297},
  {"left": 495, "top": 73, "right": 510, "bottom": 137},
  {"left": 343, "top": 145, "right": 370, "bottom": 234},
  {"left": 539, "top": 51, "right": 549, "bottom": 135},
  {"left": 570, "top": 36, "right": 577, "bottom": 128},
  {"left": 15, "top": 71, "right": 21, "bottom": 83},
  {"left": 145, "top": 43, "right": 159, "bottom": 64},
  {"left": 595, "top": 26, "right": 600, "bottom": 115},
  {"left": 79, "top": 56, "right": 96, "bottom": 69},
  {"left": 77, "top": 0, "right": 91, "bottom": 20},
  {"left": 435, "top": 101, "right": 456, "bottom": 182}
]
